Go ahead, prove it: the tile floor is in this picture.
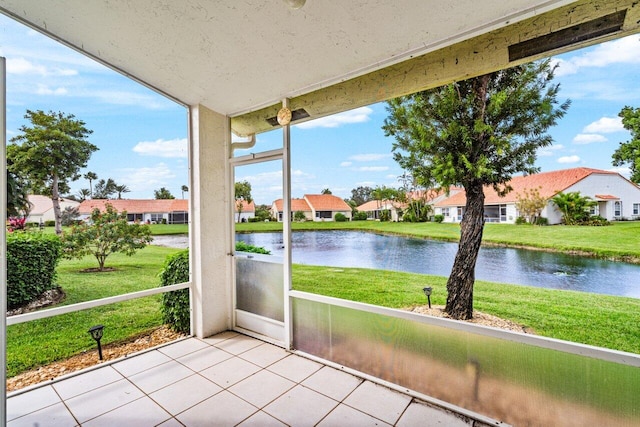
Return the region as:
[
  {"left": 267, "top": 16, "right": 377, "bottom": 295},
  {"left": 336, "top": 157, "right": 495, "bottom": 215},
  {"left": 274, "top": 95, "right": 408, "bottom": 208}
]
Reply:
[{"left": 7, "top": 332, "right": 473, "bottom": 426}]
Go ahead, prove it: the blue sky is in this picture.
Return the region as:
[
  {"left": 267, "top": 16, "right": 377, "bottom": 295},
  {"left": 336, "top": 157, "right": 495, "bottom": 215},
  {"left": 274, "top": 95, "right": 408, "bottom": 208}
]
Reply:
[{"left": 1, "top": 15, "right": 639, "bottom": 205}]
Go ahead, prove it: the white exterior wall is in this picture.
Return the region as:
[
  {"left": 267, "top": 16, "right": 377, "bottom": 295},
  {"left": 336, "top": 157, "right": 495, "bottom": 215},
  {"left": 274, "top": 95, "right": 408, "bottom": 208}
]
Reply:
[
  {"left": 563, "top": 174, "right": 640, "bottom": 221},
  {"left": 505, "top": 204, "right": 518, "bottom": 224},
  {"left": 542, "top": 201, "right": 563, "bottom": 225}
]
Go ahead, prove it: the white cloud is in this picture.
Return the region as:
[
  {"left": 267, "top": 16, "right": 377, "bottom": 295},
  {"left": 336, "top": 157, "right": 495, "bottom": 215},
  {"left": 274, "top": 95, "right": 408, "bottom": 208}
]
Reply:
[
  {"left": 582, "top": 117, "right": 624, "bottom": 134},
  {"left": 557, "top": 155, "right": 580, "bottom": 164},
  {"left": 117, "top": 163, "right": 177, "bottom": 193},
  {"left": 133, "top": 138, "right": 188, "bottom": 158},
  {"left": 6, "top": 57, "right": 77, "bottom": 76},
  {"left": 386, "top": 174, "right": 398, "bottom": 179},
  {"left": 553, "top": 35, "right": 640, "bottom": 77},
  {"left": 357, "top": 166, "right": 389, "bottom": 172},
  {"left": 35, "top": 84, "right": 68, "bottom": 96},
  {"left": 572, "top": 134, "right": 607, "bottom": 144},
  {"left": 295, "top": 107, "right": 373, "bottom": 129},
  {"left": 349, "top": 153, "right": 391, "bottom": 162},
  {"left": 340, "top": 161, "right": 353, "bottom": 167},
  {"left": 538, "top": 144, "right": 564, "bottom": 157},
  {"left": 608, "top": 166, "right": 631, "bottom": 178}
]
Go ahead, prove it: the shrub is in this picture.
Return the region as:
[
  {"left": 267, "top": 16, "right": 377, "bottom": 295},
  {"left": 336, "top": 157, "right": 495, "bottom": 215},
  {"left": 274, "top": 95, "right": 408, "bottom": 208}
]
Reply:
[
  {"left": 7, "top": 233, "right": 62, "bottom": 309},
  {"left": 353, "top": 211, "right": 368, "bottom": 221},
  {"left": 534, "top": 217, "right": 549, "bottom": 226},
  {"left": 379, "top": 210, "right": 391, "bottom": 222},
  {"left": 293, "top": 211, "right": 307, "bottom": 222},
  {"left": 433, "top": 214, "right": 444, "bottom": 223},
  {"left": 334, "top": 212, "right": 348, "bottom": 222},
  {"left": 44, "top": 220, "right": 56, "bottom": 227},
  {"left": 160, "top": 242, "right": 271, "bottom": 333},
  {"left": 584, "top": 215, "right": 610, "bottom": 226},
  {"left": 515, "top": 216, "right": 527, "bottom": 225}
]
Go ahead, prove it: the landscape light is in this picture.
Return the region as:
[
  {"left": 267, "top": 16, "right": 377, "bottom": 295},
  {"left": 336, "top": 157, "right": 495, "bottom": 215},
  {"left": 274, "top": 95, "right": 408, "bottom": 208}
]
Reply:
[
  {"left": 88, "top": 324, "right": 105, "bottom": 361},
  {"left": 422, "top": 287, "right": 432, "bottom": 309}
]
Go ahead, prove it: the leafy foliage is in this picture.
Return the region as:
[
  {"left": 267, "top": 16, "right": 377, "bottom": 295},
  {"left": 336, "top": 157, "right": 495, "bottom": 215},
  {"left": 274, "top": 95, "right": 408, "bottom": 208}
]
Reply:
[
  {"left": 350, "top": 186, "right": 373, "bottom": 206},
  {"left": 61, "top": 204, "right": 153, "bottom": 270},
  {"left": 515, "top": 187, "right": 547, "bottom": 224},
  {"left": 353, "top": 211, "right": 368, "bottom": 221},
  {"left": 7, "top": 110, "right": 97, "bottom": 234},
  {"left": 7, "top": 166, "right": 30, "bottom": 218},
  {"left": 61, "top": 206, "right": 80, "bottom": 226},
  {"left": 334, "top": 212, "right": 348, "bottom": 222},
  {"left": 293, "top": 211, "right": 307, "bottom": 222},
  {"left": 154, "top": 187, "right": 175, "bottom": 199},
  {"left": 383, "top": 59, "right": 569, "bottom": 319},
  {"left": 7, "top": 233, "right": 62, "bottom": 309},
  {"left": 551, "top": 192, "right": 597, "bottom": 225},
  {"left": 234, "top": 181, "right": 252, "bottom": 223},
  {"left": 612, "top": 106, "right": 640, "bottom": 183}
]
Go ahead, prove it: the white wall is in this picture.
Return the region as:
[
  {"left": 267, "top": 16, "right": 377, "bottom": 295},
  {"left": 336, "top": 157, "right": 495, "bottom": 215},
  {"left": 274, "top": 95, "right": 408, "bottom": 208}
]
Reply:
[{"left": 564, "top": 174, "right": 640, "bottom": 221}]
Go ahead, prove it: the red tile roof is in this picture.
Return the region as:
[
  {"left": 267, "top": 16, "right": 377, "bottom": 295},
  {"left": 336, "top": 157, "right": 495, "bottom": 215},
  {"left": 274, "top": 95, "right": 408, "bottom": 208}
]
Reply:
[
  {"left": 272, "top": 198, "right": 311, "bottom": 212},
  {"left": 594, "top": 194, "right": 619, "bottom": 200},
  {"left": 235, "top": 200, "right": 255, "bottom": 212},
  {"left": 356, "top": 200, "right": 400, "bottom": 211},
  {"left": 303, "top": 194, "right": 351, "bottom": 211},
  {"left": 78, "top": 199, "right": 188, "bottom": 214},
  {"left": 435, "top": 167, "right": 618, "bottom": 207}
]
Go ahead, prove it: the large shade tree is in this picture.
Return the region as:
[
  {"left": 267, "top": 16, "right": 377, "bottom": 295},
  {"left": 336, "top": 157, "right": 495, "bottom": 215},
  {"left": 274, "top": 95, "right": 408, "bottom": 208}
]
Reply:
[
  {"left": 383, "top": 59, "right": 569, "bottom": 319},
  {"left": 8, "top": 110, "right": 97, "bottom": 234},
  {"left": 235, "top": 181, "right": 253, "bottom": 223},
  {"left": 612, "top": 106, "right": 640, "bottom": 183}
]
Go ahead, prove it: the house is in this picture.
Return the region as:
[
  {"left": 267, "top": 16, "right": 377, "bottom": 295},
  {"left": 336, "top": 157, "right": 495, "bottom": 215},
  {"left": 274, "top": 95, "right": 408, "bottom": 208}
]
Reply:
[
  {"left": 434, "top": 167, "right": 640, "bottom": 224},
  {"left": 271, "top": 194, "right": 352, "bottom": 222},
  {"left": 234, "top": 200, "right": 255, "bottom": 223},
  {"left": 78, "top": 199, "right": 189, "bottom": 224},
  {"left": 357, "top": 188, "right": 462, "bottom": 221},
  {"left": 24, "top": 195, "right": 80, "bottom": 224}
]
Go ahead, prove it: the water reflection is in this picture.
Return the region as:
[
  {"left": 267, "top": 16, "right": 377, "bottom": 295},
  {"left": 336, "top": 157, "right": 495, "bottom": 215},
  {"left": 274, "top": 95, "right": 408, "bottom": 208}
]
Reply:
[{"left": 236, "top": 230, "right": 640, "bottom": 299}]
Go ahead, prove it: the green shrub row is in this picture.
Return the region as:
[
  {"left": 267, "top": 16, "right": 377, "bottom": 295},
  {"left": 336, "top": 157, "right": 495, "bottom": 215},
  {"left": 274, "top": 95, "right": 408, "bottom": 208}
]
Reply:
[{"left": 7, "top": 232, "right": 62, "bottom": 309}]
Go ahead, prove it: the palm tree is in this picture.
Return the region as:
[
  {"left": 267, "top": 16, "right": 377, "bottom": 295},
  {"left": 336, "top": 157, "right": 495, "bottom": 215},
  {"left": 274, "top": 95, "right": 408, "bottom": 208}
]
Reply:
[
  {"left": 114, "top": 184, "right": 130, "bottom": 199},
  {"left": 76, "top": 188, "right": 91, "bottom": 201},
  {"left": 84, "top": 171, "right": 98, "bottom": 199},
  {"left": 181, "top": 185, "right": 189, "bottom": 199}
]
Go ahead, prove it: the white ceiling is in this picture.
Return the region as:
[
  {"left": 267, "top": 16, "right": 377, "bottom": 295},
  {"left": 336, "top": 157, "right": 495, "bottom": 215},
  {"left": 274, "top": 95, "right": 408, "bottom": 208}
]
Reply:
[{"left": 0, "top": 0, "right": 573, "bottom": 117}]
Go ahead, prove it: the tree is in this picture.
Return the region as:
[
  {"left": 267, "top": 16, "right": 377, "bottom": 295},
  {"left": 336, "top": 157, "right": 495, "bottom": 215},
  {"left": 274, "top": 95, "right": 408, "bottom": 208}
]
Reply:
[
  {"left": 76, "top": 188, "right": 91, "bottom": 201},
  {"left": 181, "top": 185, "right": 189, "bottom": 199},
  {"left": 114, "top": 183, "right": 130, "bottom": 199},
  {"left": 321, "top": 188, "right": 332, "bottom": 195},
  {"left": 612, "top": 106, "right": 640, "bottom": 183},
  {"left": 7, "top": 163, "right": 30, "bottom": 218},
  {"left": 62, "top": 204, "right": 153, "bottom": 271},
  {"left": 84, "top": 171, "right": 98, "bottom": 198},
  {"left": 235, "top": 181, "right": 252, "bottom": 223},
  {"left": 293, "top": 211, "right": 307, "bottom": 222},
  {"left": 350, "top": 186, "right": 373, "bottom": 206},
  {"left": 61, "top": 206, "right": 80, "bottom": 226},
  {"left": 383, "top": 59, "right": 569, "bottom": 319},
  {"left": 154, "top": 187, "right": 175, "bottom": 199},
  {"left": 8, "top": 110, "right": 97, "bottom": 234},
  {"left": 551, "top": 192, "right": 596, "bottom": 225},
  {"left": 515, "top": 187, "right": 546, "bottom": 224},
  {"left": 93, "top": 178, "right": 117, "bottom": 199}
]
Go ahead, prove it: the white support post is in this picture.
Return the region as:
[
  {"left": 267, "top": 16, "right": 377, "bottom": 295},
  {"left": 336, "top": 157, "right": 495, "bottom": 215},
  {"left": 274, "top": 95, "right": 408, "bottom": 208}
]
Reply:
[
  {"left": 282, "top": 99, "right": 293, "bottom": 350},
  {"left": 1, "top": 57, "right": 7, "bottom": 427},
  {"left": 189, "top": 104, "right": 234, "bottom": 338}
]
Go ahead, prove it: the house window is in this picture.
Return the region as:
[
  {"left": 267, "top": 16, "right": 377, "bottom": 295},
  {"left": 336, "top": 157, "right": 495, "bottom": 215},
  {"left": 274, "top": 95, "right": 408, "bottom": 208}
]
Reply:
[
  {"left": 442, "top": 208, "right": 450, "bottom": 217},
  {"left": 456, "top": 207, "right": 463, "bottom": 221},
  {"left": 150, "top": 213, "right": 164, "bottom": 223},
  {"left": 315, "top": 211, "right": 332, "bottom": 219},
  {"left": 633, "top": 203, "right": 640, "bottom": 215},
  {"left": 614, "top": 201, "right": 622, "bottom": 217},
  {"left": 127, "top": 213, "right": 143, "bottom": 222},
  {"left": 590, "top": 205, "right": 599, "bottom": 216}
]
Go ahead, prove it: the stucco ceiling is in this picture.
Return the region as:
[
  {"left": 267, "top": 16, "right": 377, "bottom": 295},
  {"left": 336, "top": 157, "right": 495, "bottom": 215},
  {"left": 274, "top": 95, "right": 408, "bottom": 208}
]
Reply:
[{"left": 0, "top": 0, "right": 575, "bottom": 118}]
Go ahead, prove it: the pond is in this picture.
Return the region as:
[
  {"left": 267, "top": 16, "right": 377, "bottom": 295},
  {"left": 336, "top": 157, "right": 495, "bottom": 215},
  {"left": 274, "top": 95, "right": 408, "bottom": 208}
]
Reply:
[{"left": 235, "top": 230, "right": 640, "bottom": 299}]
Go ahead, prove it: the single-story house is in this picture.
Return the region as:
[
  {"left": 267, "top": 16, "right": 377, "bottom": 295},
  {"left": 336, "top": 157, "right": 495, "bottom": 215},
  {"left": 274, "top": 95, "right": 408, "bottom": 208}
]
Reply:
[
  {"left": 235, "top": 200, "right": 255, "bottom": 223},
  {"left": 357, "top": 188, "right": 462, "bottom": 222},
  {"left": 24, "top": 195, "right": 80, "bottom": 224},
  {"left": 434, "top": 167, "right": 640, "bottom": 224},
  {"left": 78, "top": 199, "right": 189, "bottom": 224},
  {"left": 271, "top": 194, "right": 352, "bottom": 222}
]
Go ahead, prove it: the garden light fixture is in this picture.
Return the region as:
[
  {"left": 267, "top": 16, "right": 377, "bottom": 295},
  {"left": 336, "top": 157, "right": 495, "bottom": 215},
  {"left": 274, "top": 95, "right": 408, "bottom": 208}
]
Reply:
[
  {"left": 88, "top": 324, "right": 105, "bottom": 361},
  {"left": 422, "top": 287, "right": 432, "bottom": 308}
]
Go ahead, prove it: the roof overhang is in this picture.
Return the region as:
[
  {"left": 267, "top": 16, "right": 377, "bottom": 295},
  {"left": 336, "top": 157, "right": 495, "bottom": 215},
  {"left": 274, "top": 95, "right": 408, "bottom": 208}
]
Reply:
[{"left": 1, "top": 0, "right": 638, "bottom": 137}]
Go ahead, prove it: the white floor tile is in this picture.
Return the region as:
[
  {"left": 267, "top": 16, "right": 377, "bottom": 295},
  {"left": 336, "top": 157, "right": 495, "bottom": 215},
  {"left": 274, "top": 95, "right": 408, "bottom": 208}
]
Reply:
[
  {"left": 150, "top": 373, "right": 222, "bottom": 415},
  {"left": 264, "top": 385, "right": 338, "bottom": 427},
  {"left": 213, "top": 335, "right": 263, "bottom": 355},
  {"left": 82, "top": 396, "right": 171, "bottom": 427},
  {"left": 229, "top": 369, "right": 295, "bottom": 408},
  {"left": 158, "top": 338, "right": 210, "bottom": 359},
  {"left": 176, "top": 345, "right": 232, "bottom": 372},
  {"left": 53, "top": 366, "right": 123, "bottom": 400},
  {"left": 318, "top": 403, "right": 392, "bottom": 426},
  {"left": 128, "top": 360, "right": 195, "bottom": 394},
  {"left": 237, "top": 410, "right": 287, "bottom": 426},
  {"left": 343, "top": 381, "right": 412, "bottom": 425},
  {"left": 113, "top": 349, "right": 173, "bottom": 377},
  {"left": 302, "top": 366, "right": 363, "bottom": 401},
  {"left": 65, "top": 378, "right": 144, "bottom": 423},
  {"left": 199, "top": 356, "right": 261, "bottom": 388},
  {"left": 396, "top": 401, "right": 471, "bottom": 426},
  {"left": 176, "top": 390, "right": 258, "bottom": 426},
  {"left": 7, "top": 385, "right": 61, "bottom": 421},
  {"left": 7, "top": 402, "right": 77, "bottom": 427},
  {"left": 201, "top": 331, "right": 239, "bottom": 345},
  {"left": 267, "top": 354, "right": 322, "bottom": 383},
  {"left": 156, "top": 418, "right": 185, "bottom": 427},
  {"left": 238, "top": 343, "right": 289, "bottom": 368}
]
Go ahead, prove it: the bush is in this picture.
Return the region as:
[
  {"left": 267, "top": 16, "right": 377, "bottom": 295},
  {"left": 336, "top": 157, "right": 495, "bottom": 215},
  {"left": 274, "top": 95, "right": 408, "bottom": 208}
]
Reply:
[
  {"left": 584, "top": 215, "right": 610, "bottom": 226},
  {"left": 534, "top": 217, "right": 549, "bottom": 226},
  {"left": 379, "top": 210, "right": 391, "bottom": 222},
  {"left": 160, "top": 242, "right": 271, "bottom": 333},
  {"left": 353, "top": 211, "right": 368, "bottom": 221},
  {"left": 334, "top": 212, "right": 348, "bottom": 222},
  {"left": 433, "top": 214, "right": 444, "bottom": 223},
  {"left": 515, "top": 216, "right": 527, "bottom": 225},
  {"left": 44, "top": 220, "right": 56, "bottom": 227},
  {"left": 7, "top": 233, "right": 62, "bottom": 309}
]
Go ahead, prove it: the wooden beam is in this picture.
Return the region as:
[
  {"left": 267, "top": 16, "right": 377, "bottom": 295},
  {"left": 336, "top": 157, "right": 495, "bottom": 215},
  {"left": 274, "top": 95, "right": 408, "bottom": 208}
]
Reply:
[{"left": 231, "top": 0, "right": 640, "bottom": 137}]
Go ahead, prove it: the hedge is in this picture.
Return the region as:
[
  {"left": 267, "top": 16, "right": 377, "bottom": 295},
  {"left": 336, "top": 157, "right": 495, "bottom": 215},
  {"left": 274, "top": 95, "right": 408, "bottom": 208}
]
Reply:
[{"left": 7, "top": 232, "right": 62, "bottom": 309}]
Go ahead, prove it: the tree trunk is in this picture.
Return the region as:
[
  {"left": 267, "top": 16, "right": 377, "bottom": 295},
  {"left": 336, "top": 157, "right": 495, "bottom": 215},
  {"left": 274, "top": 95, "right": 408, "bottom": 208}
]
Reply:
[
  {"left": 51, "top": 175, "right": 63, "bottom": 235},
  {"left": 445, "top": 181, "right": 485, "bottom": 320}
]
